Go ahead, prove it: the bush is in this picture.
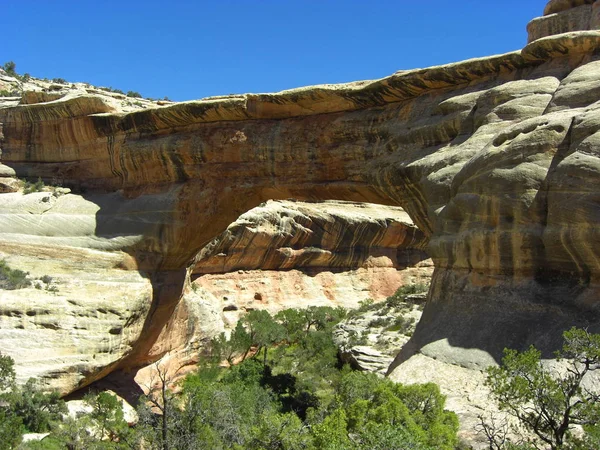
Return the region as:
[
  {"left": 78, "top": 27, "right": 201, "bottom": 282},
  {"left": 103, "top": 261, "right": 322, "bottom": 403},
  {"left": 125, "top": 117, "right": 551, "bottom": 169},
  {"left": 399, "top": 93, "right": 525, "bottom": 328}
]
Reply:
[
  {"left": 39, "top": 275, "right": 53, "bottom": 284},
  {"left": 2, "top": 61, "right": 17, "bottom": 77},
  {"left": 22, "top": 177, "right": 45, "bottom": 194},
  {"left": 51, "top": 78, "right": 66, "bottom": 84},
  {"left": 368, "top": 317, "right": 392, "bottom": 328},
  {"left": 385, "top": 316, "right": 415, "bottom": 334},
  {"left": 386, "top": 282, "right": 429, "bottom": 307},
  {"left": 126, "top": 91, "right": 142, "bottom": 98},
  {"left": 0, "top": 260, "right": 30, "bottom": 290}
]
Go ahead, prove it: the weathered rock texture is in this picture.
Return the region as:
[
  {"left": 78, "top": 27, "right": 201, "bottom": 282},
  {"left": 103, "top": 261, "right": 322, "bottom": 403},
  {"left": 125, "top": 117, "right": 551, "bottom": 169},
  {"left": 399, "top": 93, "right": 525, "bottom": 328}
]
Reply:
[
  {"left": 193, "top": 199, "right": 431, "bottom": 328},
  {"left": 194, "top": 200, "right": 427, "bottom": 274},
  {"left": 528, "top": 0, "right": 600, "bottom": 42},
  {"left": 333, "top": 295, "right": 425, "bottom": 374},
  {"left": 1, "top": 0, "right": 599, "bottom": 398},
  {"left": 146, "top": 200, "right": 431, "bottom": 371},
  {"left": 0, "top": 188, "right": 152, "bottom": 394}
]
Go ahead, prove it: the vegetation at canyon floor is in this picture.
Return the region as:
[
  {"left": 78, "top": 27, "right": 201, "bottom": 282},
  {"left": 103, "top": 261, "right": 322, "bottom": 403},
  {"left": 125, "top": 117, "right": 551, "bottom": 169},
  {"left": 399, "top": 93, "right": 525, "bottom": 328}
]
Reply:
[
  {"left": 0, "top": 287, "right": 598, "bottom": 449},
  {"left": 479, "top": 328, "right": 600, "bottom": 450}
]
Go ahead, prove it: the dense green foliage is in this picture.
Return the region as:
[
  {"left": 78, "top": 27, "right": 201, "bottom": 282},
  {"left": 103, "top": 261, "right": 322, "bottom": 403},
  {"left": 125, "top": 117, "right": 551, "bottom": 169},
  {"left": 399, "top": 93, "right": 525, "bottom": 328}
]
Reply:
[
  {"left": 135, "top": 306, "right": 459, "bottom": 449},
  {"left": 0, "top": 353, "right": 67, "bottom": 449},
  {"left": 3, "top": 301, "right": 460, "bottom": 449},
  {"left": 482, "top": 327, "right": 600, "bottom": 450}
]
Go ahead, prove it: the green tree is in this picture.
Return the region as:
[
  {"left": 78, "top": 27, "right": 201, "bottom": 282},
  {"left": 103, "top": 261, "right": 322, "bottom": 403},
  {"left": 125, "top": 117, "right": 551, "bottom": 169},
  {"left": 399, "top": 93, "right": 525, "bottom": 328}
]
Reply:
[
  {"left": 312, "top": 408, "right": 352, "bottom": 449},
  {"left": 243, "top": 310, "right": 285, "bottom": 366},
  {"left": 210, "top": 321, "right": 251, "bottom": 366},
  {"left": 2, "top": 61, "right": 17, "bottom": 77},
  {"left": 0, "top": 410, "right": 22, "bottom": 450},
  {"left": 7, "top": 379, "right": 66, "bottom": 433},
  {"left": 85, "top": 392, "right": 132, "bottom": 445},
  {"left": 483, "top": 327, "right": 600, "bottom": 450},
  {"left": 0, "top": 353, "right": 15, "bottom": 389},
  {"left": 0, "top": 354, "right": 22, "bottom": 449}
]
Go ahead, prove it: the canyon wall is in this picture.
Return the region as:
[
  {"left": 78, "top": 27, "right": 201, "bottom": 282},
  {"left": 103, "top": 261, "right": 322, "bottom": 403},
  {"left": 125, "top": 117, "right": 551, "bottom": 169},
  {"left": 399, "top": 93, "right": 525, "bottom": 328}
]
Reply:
[
  {"left": 147, "top": 199, "right": 431, "bottom": 373},
  {"left": 192, "top": 199, "right": 431, "bottom": 326},
  {"left": 0, "top": 1, "right": 599, "bottom": 397}
]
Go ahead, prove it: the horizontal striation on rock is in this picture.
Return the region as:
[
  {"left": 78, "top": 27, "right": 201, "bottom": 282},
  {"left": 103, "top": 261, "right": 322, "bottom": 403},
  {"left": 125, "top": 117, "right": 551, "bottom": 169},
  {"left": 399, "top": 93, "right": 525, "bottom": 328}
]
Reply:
[
  {"left": 0, "top": 0, "right": 599, "bottom": 398},
  {"left": 193, "top": 200, "right": 428, "bottom": 274}
]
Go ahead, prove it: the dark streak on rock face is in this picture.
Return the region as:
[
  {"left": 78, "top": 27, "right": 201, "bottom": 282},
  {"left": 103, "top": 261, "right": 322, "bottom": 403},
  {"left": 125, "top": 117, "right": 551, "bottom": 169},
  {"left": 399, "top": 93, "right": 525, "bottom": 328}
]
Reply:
[{"left": 1, "top": 3, "right": 600, "bottom": 379}]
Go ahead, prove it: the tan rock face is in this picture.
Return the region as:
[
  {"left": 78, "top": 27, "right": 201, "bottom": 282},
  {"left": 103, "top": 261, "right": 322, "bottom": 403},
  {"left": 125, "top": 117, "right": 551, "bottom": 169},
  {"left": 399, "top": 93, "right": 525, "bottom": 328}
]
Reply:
[
  {"left": 150, "top": 200, "right": 430, "bottom": 372},
  {"left": 0, "top": 191, "right": 152, "bottom": 394},
  {"left": 528, "top": 0, "right": 600, "bottom": 43},
  {"left": 192, "top": 199, "right": 430, "bottom": 332},
  {"left": 1, "top": 4, "right": 600, "bottom": 395}
]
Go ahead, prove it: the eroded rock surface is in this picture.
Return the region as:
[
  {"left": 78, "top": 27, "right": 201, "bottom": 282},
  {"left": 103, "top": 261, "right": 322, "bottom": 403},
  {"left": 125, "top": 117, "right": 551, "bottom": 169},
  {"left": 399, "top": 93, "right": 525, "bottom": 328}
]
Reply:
[
  {"left": 151, "top": 200, "right": 430, "bottom": 370},
  {"left": 0, "top": 189, "right": 152, "bottom": 394},
  {"left": 0, "top": 1, "right": 599, "bottom": 402},
  {"left": 333, "top": 294, "right": 425, "bottom": 374},
  {"left": 193, "top": 199, "right": 430, "bottom": 329},
  {"left": 194, "top": 200, "right": 427, "bottom": 273}
]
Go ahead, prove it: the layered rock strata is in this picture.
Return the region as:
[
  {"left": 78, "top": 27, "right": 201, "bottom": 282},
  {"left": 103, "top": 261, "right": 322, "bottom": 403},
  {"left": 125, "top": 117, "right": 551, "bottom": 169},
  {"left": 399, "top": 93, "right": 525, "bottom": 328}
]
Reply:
[
  {"left": 528, "top": 0, "right": 600, "bottom": 42},
  {"left": 0, "top": 0, "right": 599, "bottom": 398},
  {"left": 0, "top": 187, "right": 152, "bottom": 394},
  {"left": 192, "top": 200, "right": 431, "bottom": 328}
]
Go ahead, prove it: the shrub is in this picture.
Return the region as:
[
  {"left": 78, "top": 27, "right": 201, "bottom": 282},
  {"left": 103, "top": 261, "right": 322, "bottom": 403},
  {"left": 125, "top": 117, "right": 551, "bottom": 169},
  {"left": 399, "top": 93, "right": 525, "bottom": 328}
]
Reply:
[
  {"left": 368, "top": 317, "right": 392, "bottom": 328},
  {"left": 386, "top": 282, "right": 429, "bottom": 307},
  {"left": 357, "top": 298, "right": 377, "bottom": 312},
  {"left": 0, "top": 260, "right": 30, "bottom": 290},
  {"left": 39, "top": 275, "right": 53, "bottom": 285},
  {"left": 2, "top": 61, "right": 17, "bottom": 77},
  {"left": 481, "top": 327, "right": 600, "bottom": 449},
  {"left": 51, "top": 78, "right": 66, "bottom": 84},
  {"left": 126, "top": 91, "right": 142, "bottom": 98},
  {"left": 22, "top": 178, "right": 45, "bottom": 194},
  {"left": 385, "top": 316, "right": 415, "bottom": 334}
]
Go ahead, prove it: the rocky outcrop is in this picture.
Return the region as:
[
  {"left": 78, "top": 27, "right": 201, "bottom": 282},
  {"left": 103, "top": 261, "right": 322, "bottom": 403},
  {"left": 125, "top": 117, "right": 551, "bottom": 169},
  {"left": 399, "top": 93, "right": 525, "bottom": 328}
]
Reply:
[
  {"left": 194, "top": 200, "right": 428, "bottom": 274},
  {"left": 192, "top": 200, "right": 430, "bottom": 329},
  {"left": 528, "top": 0, "right": 600, "bottom": 42},
  {"left": 333, "top": 294, "right": 425, "bottom": 374},
  {"left": 0, "top": 188, "right": 152, "bottom": 394},
  {"left": 0, "top": 1, "right": 599, "bottom": 399},
  {"left": 0, "top": 183, "right": 428, "bottom": 392},
  {"left": 148, "top": 200, "right": 431, "bottom": 370}
]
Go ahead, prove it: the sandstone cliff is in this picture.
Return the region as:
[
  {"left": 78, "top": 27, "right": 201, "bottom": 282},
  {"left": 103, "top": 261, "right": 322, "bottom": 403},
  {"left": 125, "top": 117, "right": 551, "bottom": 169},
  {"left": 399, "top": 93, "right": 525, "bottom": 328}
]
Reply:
[
  {"left": 0, "top": 0, "right": 599, "bottom": 404},
  {"left": 192, "top": 200, "right": 431, "bottom": 330}
]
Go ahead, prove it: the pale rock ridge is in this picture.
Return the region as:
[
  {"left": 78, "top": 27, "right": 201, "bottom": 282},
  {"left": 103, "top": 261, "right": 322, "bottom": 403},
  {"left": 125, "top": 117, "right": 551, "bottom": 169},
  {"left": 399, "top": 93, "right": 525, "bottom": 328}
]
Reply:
[{"left": 0, "top": 189, "right": 153, "bottom": 394}]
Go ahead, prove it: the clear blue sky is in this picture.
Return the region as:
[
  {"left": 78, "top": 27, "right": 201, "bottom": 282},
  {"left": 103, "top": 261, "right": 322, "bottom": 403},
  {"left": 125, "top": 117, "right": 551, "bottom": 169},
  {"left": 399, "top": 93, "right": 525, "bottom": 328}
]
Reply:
[{"left": 1, "top": 1, "right": 547, "bottom": 101}]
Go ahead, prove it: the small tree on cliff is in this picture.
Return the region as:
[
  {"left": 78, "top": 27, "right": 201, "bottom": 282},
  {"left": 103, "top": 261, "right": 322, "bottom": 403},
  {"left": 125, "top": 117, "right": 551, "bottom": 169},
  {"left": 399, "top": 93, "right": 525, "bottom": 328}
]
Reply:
[
  {"left": 481, "top": 327, "right": 600, "bottom": 450},
  {"left": 1, "top": 61, "right": 17, "bottom": 77}
]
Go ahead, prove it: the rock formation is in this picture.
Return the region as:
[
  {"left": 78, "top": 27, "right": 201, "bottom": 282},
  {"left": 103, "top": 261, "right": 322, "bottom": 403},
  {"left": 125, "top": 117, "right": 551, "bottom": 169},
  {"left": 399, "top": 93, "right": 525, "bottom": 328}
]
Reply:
[
  {"left": 333, "top": 293, "right": 426, "bottom": 374},
  {"left": 193, "top": 200, "right": 430, "bottom": 326},
  {"left": 0, "top": 0, "right": 599, "bottom": 412}
]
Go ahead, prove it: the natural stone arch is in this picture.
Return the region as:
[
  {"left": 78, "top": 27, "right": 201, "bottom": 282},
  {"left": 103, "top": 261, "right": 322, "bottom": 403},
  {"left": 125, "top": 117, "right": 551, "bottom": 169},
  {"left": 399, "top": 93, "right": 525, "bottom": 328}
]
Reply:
[{"left": 1, "top": 12, "right": 600, "bottom": 385}]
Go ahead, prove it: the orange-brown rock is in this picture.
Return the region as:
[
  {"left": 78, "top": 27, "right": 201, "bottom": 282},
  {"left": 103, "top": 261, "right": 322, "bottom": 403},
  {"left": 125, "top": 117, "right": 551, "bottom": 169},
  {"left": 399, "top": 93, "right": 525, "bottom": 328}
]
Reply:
[
  {"left": 193, "top": 200, "right": 428, "bottom": 274},
  {"left": 0, "top": 0, "right": 599, "bottom": 397},
  {"left": 149, "top": 200, "right": 431, "bottom": 372}
]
